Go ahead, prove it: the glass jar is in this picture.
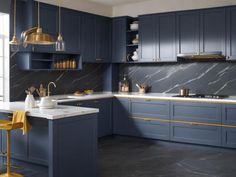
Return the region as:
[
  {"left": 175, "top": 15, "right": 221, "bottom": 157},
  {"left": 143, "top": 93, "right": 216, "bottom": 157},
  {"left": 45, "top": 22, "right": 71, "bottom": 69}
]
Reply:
[{"left": 119, "top": 75, "right": 130, "bottom": 92}]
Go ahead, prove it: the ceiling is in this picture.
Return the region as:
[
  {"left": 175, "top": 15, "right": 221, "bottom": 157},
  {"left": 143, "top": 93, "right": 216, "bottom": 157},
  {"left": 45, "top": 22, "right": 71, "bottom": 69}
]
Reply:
[{"left": 88, "top": 0, "right": 150, "bottom": 6}]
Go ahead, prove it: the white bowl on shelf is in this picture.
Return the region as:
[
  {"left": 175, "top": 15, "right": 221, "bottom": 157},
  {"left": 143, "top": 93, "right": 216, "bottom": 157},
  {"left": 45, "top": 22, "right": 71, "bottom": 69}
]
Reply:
[{"left": 130, "top": 23, "right": 139, "bottom": 31}]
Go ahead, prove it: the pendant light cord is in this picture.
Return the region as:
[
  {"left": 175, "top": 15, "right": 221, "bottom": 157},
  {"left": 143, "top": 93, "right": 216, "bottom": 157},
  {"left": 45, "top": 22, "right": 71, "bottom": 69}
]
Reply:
[
  {"left": 38, "top": 1, "right": 40, "bottom": 28},
  {"left": 13, "top": 0, "right": 16, "bottom": 36},
  {"left": 59, "top": 6, "right": 61, "bottom": 35}
]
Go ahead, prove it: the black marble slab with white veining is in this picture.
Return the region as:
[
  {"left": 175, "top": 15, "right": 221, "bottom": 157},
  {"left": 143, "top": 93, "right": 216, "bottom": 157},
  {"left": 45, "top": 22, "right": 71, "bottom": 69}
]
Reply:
[
  {"left": 10, "top": 57, "right": 103, "bottom": 101},
  {"left": 119, "top": 62, "right": 236, "bottom": 95}
]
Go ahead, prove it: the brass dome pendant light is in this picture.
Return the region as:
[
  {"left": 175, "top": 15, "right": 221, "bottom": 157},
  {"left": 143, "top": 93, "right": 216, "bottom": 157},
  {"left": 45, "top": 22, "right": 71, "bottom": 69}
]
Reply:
[
  {"left": 55, "top": 1, "right": 65, "bottom": 51},
  {"left": 23, "top": 1, "right": 55, "bottom": 45},
  {"left": 9, "top": 0, "right": 20, "bottom": 51}
]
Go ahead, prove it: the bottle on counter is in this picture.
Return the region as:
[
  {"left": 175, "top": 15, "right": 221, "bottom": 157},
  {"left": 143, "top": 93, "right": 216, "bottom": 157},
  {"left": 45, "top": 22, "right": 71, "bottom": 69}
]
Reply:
[{"left": 119, "top": 75, "right": 130, "bottom": 92}]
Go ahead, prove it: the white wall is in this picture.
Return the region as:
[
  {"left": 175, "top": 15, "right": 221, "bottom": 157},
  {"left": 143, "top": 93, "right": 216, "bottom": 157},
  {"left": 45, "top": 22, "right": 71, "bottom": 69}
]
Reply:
[
  {"left": 113, "top": 0, "right": 236, "bottom": 17},
  {"left": 37, "top": 0, "right": 113, "bottom": 17}
]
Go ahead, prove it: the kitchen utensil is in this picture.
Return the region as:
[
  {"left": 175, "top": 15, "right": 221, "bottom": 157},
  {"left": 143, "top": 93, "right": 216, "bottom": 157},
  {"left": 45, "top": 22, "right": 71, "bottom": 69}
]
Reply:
[
  {"left": 179, "top": 88, "right": 190, "bottom": 97},
  {"left": 136, "top": 84, "right": 141, "bottom": 89},
  {"left": 138, "top": 84, "right": 148, "bottom": 94}
]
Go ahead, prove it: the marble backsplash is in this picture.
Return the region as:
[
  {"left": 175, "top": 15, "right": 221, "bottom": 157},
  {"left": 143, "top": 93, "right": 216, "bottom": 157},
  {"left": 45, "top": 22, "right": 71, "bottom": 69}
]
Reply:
[
  {"left": 10, "top": 60, "right": 103, "bottom": 101},
  {"left": 119, "top": 62, "right": 236, "bottom": 95}
]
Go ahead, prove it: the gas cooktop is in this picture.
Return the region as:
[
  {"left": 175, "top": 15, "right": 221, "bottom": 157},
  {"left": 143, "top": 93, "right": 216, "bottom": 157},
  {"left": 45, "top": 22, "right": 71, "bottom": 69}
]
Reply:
[{"left": 172, "top": 94, "right": 228, "bottom": 99}]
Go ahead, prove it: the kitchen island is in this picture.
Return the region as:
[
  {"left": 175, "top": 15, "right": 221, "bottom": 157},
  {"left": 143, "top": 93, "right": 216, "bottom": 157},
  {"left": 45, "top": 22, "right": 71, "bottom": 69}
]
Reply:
[{"left": 0, "top": 102, "right": 99, "bottom": 177}]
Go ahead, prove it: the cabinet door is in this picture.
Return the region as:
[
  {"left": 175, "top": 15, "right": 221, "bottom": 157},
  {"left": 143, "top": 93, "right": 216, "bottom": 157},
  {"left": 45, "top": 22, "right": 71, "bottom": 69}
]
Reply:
[
  {"left": 82, "top": 99, "right": 112, "bottom": 138},
  {"left": 95, "top": 16, "right": 111, "bottom": 63},
  {"left": 158, "top": 13, "right": 177, "bottom": 62},
  {"left": 113, "top": 98, "right": 129, "bottom": 135},
  {"left": 33, "top": 3, "right": 58, "bottom": 53},
  {"left": 81, "top": 13, "right": 96, "bottom": 62},
  {"left": 128, "top": 118, "right": 170, "bottom": 140},
  {"left": 200, "top": 8, "right": 226, "bottom": 55},
  {"left": 170, "top": 122, "right": 221, "bottom": 146},
  {"left": 28, "top": 118, "right": 49, "bottom": 165},
  {"left": 177, "top": 11, "right": 200, "bottom": 55},
  {"left": 130, "top": 99, "right": 170, "bottom": 120},
  {"left": 222, "top": 127, "right": 236, "bottom": 148},
  {"left": 112, "top": 18, "right": 127, "bottom": 63},
  {"left": 61, "top": 8, "right": 81, "bottom": 54},
  {"left": 139, "top": 15, "right": 156, "bottom": 62},
  {"left": 171, "top": 102, "right": 221, "bottom": 124},
  {"left": 226, "top": 7, "right": 236, "bottom": 60}
]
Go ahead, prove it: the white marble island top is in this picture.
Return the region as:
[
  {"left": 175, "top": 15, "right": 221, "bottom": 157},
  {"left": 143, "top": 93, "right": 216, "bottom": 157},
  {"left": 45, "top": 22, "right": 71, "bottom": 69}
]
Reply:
[{"left": 0, "top": 102, "right": 99, "bottom": 120}]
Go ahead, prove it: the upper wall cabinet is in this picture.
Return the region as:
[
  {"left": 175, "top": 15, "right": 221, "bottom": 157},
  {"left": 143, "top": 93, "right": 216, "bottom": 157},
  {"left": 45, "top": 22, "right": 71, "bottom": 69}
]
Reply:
[
  {"left": 81, "top": 14, "right": 111, "bottom": 63},
  {"left": 200, "top": 8, "right": 226, "bottom": 55},
  {"left": 158, "top": 13, "right": 176, "bottom": 62},
  {"left": 176, "top": 11, "right": 200, "bottom": 55},
  {"left": 139, "top": 15, "right": 156, "bottom": 62},
  {"left": 95, "top": 16, "right": 112, "bottom": 63},
  {"left": 139, "top": 13, "right": 177, "bottom": 62},
  {"left": 226, "top": 7, "right": 236, "bottom": 60},
  {"left": 112, "top": 17, "right": 127, "bottom": 63},
  {"left": 61, "top": 8, "right": 81, "bottom": 54},
  {"left": 81, "top": 13, "right": 96, "bottom": 62}
]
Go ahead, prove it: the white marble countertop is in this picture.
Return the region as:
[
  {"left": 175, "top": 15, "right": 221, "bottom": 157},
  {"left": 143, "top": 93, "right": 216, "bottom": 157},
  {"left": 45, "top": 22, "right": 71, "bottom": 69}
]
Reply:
[
  {"left": 50, "top": 92, "right": 236, "bottom": 104},
  {"left": 0, "top": 102, "right": 99, "bottom": 120},
  {"left": 113, "top": 92, "right": 236, "bottom": 104}
]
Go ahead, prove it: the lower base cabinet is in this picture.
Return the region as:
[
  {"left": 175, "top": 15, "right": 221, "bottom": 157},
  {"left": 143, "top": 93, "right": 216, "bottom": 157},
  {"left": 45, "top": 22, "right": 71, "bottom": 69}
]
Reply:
[
  {"left": 222, "top": 127, "right": 236, "bottom": 148},
  {"left": 127, "top": 119, "right": 170, "bottom": 140},
  {"left": 113, "top": 98, "right": 130, "bottom": 135},
  {"left": 61, "top": 98, "right": 112, "bottom": 138},
  {"left": 170, "top": 123, "right": 222, "bottom": 146}
]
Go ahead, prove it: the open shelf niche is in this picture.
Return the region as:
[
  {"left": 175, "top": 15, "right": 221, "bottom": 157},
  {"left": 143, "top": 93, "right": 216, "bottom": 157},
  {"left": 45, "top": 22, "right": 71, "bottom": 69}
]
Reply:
[{"left": 16, "top": 51, "right": 82, "bottom": 71}]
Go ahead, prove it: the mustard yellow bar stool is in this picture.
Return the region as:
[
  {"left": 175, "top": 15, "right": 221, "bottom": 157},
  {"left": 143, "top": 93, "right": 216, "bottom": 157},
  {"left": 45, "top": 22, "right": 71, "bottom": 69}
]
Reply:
[{"left": 0, "top": 119, "right": 24, "bottom": 177}]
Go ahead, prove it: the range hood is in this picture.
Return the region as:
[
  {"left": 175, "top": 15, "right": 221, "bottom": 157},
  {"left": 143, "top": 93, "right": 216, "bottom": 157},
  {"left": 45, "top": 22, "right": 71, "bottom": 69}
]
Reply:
[{"left": 177, "top": 51, "right": 226, "bottom": 60}]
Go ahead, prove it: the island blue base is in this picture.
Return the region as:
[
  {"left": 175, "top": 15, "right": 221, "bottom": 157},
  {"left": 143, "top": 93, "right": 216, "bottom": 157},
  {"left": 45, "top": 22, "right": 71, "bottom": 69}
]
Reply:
[{"left": 0, "top": 113, "right": 98, "bottom": 177}]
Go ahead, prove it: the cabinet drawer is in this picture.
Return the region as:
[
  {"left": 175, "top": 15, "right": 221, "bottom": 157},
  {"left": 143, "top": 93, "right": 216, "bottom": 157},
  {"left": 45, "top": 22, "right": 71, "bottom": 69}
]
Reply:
[
  {"left": 222, "top": 127, "right": 236, "bottom": 148},
  {"left": 170, "top": 123, "right": 221, "bottom": 146},
  {"left": 128, "top": 118, "right": 170, "bottom": 140},
  {"left": 171, "top": 102, "right": 221, "bottom": 123},
  {"left": 130, "top": 99, "right": 170, "bottom": 120},
  {"left": 222, "top": 104, "right": 236, "bottom": 125}
]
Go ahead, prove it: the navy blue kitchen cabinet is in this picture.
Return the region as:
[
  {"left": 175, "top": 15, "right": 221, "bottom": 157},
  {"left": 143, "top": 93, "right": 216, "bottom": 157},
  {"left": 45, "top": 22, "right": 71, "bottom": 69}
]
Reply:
[
  {"left": 170, "top": 122, "right": 221, "bottom": 146},
  {"left": 222, "top": 104, "right": 236, "bottom": 148},
  {"left": 226, "top": 7, "right": 236, "bottom": 60},
  {"left": 171, "top": 102, "right": 221, "bottom": 124},
  {"left": 200, "top": 8, "right": 226, "bottom": 55},
  {"left": 128, "top": 99, "right": 170, "bottom": 140},
  {"left": 32, "top": 2, "right": 58, "bottom": 53},
  {"left": 95, "top": 16, "right": 112, "bottom": 63},
  {"left": 139, "top": 13, "right": 176, "bottom": 62},
  {"left": 112, "top": 17, "right": 127, "bottom": 63},
  {"left": 158, "top": 13, "right": 177, "bottom": 62},
  {"left": 81, "top": 13, "right": 96, "bottom": 62},
  {"left": 113, "top": 98, "right": 130, "bottom": 135},
  {"left": 61, "top": 8, "right": 81, "bottom": 54},
  {"left": 170, "top": 102, "right": 222, "bottom": 146},
  {"left": 176, "top": 11, "right": 200, "bottom": 55},
  {"left": 60, "top": 99, "right": 112, "bottom": 138},
  {"left": 139, "top": 15, "right": 156, "bottom": 62}
]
